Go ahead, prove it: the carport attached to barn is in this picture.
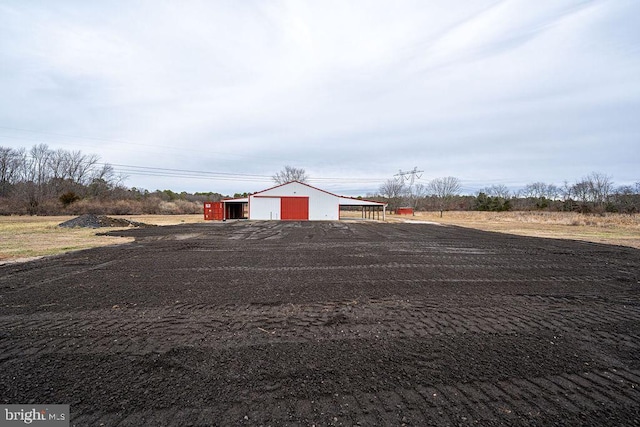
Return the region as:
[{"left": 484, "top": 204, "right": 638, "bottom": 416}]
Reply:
[{"left": 204, "top": 198, "right": 248, "bottom": 220}]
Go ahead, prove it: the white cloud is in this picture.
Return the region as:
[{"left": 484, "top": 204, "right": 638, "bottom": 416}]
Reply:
[{"left": 0, "top": 0, "right": 638, "bottom": 195}]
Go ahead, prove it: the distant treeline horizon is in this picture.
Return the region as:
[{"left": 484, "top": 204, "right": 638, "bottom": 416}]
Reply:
[{"left": 1, "top": 144, "right": 639, "bottom": 215}]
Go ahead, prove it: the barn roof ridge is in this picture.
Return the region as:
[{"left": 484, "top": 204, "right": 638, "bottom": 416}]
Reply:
[{"left": 250, "top": 181, "right": 386, "bottom": 206}]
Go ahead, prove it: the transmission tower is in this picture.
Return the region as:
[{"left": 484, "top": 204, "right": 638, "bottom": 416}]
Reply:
[{"left": 394, "top": 167, "right": 424, "bottom": 189}]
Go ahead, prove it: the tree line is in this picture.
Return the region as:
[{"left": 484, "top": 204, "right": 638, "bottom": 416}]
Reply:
[
  {"left": 0, "top": 144, "right": 223, "bottom": 215},
  {"left": 1, "top": 148, "right": 638, "bottom": 216},
  {"left": 376, "top": 173, "right": 640, "bottom": 214}
]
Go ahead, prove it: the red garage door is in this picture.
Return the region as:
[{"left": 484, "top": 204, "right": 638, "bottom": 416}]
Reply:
[{"left": 281, "top": 197, "right": 309, "bottom": 220}]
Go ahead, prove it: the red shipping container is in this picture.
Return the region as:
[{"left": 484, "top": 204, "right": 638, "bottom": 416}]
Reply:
[
  {"left": 396, "top": 207, "right": 413, "bottom": 215},
  {"left": 204, "top": 202, "right": 224, "bottom": 220}
]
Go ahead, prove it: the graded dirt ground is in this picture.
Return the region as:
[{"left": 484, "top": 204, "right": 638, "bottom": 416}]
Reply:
[
  {"left": 2, "top": 212, "right": 638, "bottom": 264},
  {"left": 1, "top": 221, "right": 639, "bottom": 426}
]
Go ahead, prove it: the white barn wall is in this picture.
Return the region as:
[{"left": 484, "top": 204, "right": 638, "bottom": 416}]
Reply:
[
  {"left": 248, "top": 181, "right": 386, "bottom": 221},
  {"left": 309, "top": 190, "right": 339, "bottom": 220},
  {"left": 250, "top": 182, "right": 339, "bottom": 220},
  {"left": 250, "top": 197, "right": 281, "bottom": 220}
]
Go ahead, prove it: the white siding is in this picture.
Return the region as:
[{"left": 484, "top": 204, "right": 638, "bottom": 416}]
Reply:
[
  {"left": 309, "top": 190, "right": 339, "bottom": 220},
  {"left": 248, "top": 182, "right": 385, "bottom": 221},
  {"left": 249, "top": 197, "right": 281, "bottom": 220},
  {"left": 251, "top": 182, "right": 338, "bottom": 220}
]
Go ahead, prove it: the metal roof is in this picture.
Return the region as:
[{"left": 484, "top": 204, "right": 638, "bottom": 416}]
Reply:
[
  {"left": 250, "top": 181, "right": 386, "bottom": 206},
  {"left": 222, "top": 197, "right": 249, "bottom": 203}
]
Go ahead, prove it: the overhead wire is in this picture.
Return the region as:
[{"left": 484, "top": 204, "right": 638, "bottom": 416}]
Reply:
[
  {"left": 10, "top": 151, "right": 503, "bottom": 193},
  {"left": 6, "top": 149, "right": 390, "bottom": 186},
  {"left": 103, "top": 163, "right": 389, "bottom": 184},
  {"left": 0, "top": 127, "right": 391, "bottom": 187}
]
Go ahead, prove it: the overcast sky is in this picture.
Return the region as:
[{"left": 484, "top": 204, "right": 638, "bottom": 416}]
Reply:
[{"left": 1, "top": 0, "right": 638, "bottom": 196}]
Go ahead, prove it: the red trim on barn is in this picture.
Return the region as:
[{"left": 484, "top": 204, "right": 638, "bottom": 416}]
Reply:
[{"left": 252, "top": 180, "right": 383, "bottom": 204}]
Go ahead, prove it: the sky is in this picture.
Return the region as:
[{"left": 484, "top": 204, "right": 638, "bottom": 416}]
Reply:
[{"left": 0, "top": 0, "right": 638, "bottom": 196}]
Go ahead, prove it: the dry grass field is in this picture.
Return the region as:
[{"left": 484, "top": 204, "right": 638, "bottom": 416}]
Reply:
[
  {"left": 390, "top": 211, "right": 640, "bottom": 249},
  {"left": 1, "top": 212, "right": 639, "bottom": 264},
  {"left": 0, "top": 214, "right": 206, "bottom": 263}
]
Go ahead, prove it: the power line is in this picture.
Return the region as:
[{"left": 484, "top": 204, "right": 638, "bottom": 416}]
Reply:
[
  {"left": 107, "top": 163, "right": 271, "bottom": 178},
  {"left": 104, "top": 163, "right": 388, "bottom": 185},
  {"left": 8, "top": 150, "right": 389, "bottom": 185},
  {"left": 2, "top": 134, "right": 394, "bottom": 187}
]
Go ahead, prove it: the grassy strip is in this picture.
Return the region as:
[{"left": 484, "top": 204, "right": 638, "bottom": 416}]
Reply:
[
  {"left": 0, "top": 215, "right": 206, "bottom": 262},
  {"left": 0, "top": 216, "right": 131, "bottom": 261}
]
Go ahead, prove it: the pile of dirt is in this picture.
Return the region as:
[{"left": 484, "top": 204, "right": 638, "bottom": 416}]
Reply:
[{"left": 58, "top": 214, "right": 152, "bottom": 229}]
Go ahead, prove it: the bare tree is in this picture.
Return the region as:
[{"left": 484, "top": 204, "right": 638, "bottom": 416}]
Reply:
[
  {"left": 48, "top": 149, "right": 69, "bottom": 179},
  {"left": 584, "top": 172, "right": 614, "bottom": 207},
  {"left": 0, "top": 147, "right": 25, "bottom": 197},
  {"left": 24, "top": 144, "right": 52, "bottom": 185},
  {"left": 92, "top": 163, "right": 116, "bottom": 182},
  {"left": 407, "top": 182, "right": 427, "bottom": 212},
  {"left": 568, "top": 173, "right": 615, "bottom": 211},
  {"left": 571, "top": 180, "right": 590, "bottom": 204},
  {"left": 378, "top": 178, "right": 405, "bottom": 211},
  {"left": 481, "top": 184, "right": 511, "bottom": 199},
  {"left": 89, "top": 164, "right": 125, "bottom": 194},
  {"left": 560, "top": 180, "right": 573, "bottom": 201},
  {"left": 427, "top": 176, "right": 461, "bottom": 217},
  {"left": 379, "top": 178, "right": 405, "bottom": 198},
  {"left": 611, "top": 185, "right": 639, "bottom": 213},
  {"left": 68, "top": 151, "right": 100, "bottom": 185},
  {"left": 272, "top": 166, "right": 309, "bottom": 184},
  {"left": 20, "top": 144, "right": 53, "bottom": 213},
  {"left": 48, "top": 149, "right": 74, "bottom": 193},
  {"left": 521, "top": 182, "right": 558, "bottom": 200}
]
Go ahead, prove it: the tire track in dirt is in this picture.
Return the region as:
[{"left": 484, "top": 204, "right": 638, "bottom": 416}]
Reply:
[
  {"left": 171, "top": 262, "right": 615, "bottom": 272},
  {"left": 2, "top": 221, "right": 639, "bottom": 425},
  {"left": 65, "top": 369, "right": 640, "bottom": 426},
  {"left": 0, "top": 260, "right": 122, "bottom": 293},
  {"left": 2, "top": 296, "right": 638, "bottom": 359}
]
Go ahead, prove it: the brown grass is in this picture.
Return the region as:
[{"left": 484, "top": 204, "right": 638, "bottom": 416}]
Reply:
[
  {"left": 390, "top": 211, "right": 640, "bottom": 249},
  {"left": 0, "top": 215, "right": 206, "bottom": 263},
  {"left": 0, "top": 216, "right": 131, "bottom": 263},
  {"left": 111, "top": 214, "right": 207, "bottom": 226}
]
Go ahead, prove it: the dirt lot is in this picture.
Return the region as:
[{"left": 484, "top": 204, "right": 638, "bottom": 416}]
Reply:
[
  {"left": 391, "top": 211, "right": 640, "bottom": 249},
  {"left": 1, "top": 221, "right": 639, "bottom": 426}
]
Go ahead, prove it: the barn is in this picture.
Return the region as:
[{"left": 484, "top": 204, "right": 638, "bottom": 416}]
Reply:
[{"left": 204, "top": 181, "right": 387, "bottom": 221}]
